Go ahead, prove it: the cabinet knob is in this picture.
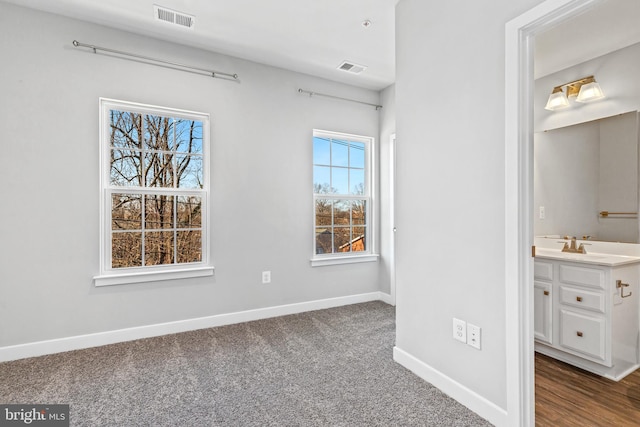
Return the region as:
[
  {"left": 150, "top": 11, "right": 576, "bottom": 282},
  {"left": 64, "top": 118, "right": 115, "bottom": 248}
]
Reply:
[
  {"left": 577, "top": 331, "right": 583, "bottom": 337},
  {"left": 543, "top": 290, "right": 550, "bottom": 296},
  {"left": 576, "top": 296, "right": 583, "bottom": 302}
]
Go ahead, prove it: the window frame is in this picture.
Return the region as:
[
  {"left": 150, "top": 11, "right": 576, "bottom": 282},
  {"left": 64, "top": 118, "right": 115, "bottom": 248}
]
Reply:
[
  {"left": 94, "top": 98, "right": 213, "bottom": 286},
  {"left": 311, "top": 129, "right": 378, "bottom": 267}
]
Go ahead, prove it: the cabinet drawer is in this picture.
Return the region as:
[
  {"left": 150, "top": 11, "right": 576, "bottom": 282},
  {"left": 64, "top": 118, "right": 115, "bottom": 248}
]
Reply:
[
  {"left": 559, "top": 264, "right": 604, "bottom": 289},
  {"left": 560, "top": 309, "right": 606, "bottom": 362},
  {"left": 559, "top": 286, "right": 605, "bottom": 313},
  {"left": 534, "top": 262, "right": 553, "bottom": 281}
]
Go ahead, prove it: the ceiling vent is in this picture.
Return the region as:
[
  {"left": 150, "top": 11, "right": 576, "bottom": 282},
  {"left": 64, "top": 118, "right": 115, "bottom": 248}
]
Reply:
[
  {"left": 337, "top": 61, "right": 367, "bottom": 75},
  {"left": 154, "top": 5, "right": 195, "bottom": 29}
]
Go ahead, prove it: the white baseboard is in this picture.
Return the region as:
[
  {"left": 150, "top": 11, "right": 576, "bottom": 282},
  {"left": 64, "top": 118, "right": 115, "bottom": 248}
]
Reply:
[
  {"left": 378, "top": 292, "right": 394, "bottom": 305},
  {"left": 0, "top": 291, "right": 390, "bottom": 363},
  {"left": 393, "top": 346, "right": 507, "bottom": 427}
]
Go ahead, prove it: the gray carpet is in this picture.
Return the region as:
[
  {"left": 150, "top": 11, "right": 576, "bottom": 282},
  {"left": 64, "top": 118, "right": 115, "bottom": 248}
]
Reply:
[{"left": 0, "top": 301, "right": 493, "bottom": 426}]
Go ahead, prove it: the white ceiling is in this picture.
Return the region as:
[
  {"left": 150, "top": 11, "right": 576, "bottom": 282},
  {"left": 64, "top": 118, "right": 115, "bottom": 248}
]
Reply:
[
  {"left": 3, "top": 0, "right": 397, "bottom": 91},
  {"left": 3, "top": 0, "right": 640, "bottom": 91}
]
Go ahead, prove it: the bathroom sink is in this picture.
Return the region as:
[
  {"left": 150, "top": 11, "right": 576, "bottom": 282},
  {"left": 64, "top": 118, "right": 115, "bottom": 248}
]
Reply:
[
  {"left": 534, "top": 248, "right": 640, "bottom": 266},
  {"left": 560, "top": 254, "right": 607, "bottom": 261}
]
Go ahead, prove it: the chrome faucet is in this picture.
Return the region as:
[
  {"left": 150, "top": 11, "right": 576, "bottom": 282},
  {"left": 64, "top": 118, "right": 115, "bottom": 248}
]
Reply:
[{"left": 558, "top": 236, "right": 588, "bottom": 254}]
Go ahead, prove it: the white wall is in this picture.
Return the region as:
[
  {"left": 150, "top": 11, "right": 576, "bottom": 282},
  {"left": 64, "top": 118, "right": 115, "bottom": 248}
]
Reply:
[
  {"left": 0, "top": 2, "right": 386, "bottom": 348},
  {"left": 394, "top": 0, "right": 543, "bottom": 421},
  {"left": 535, "top": 41, "right": 640, "bottom": 132},
  {"left": 534, "top": 38, "right": 640, "bottom": 243}
]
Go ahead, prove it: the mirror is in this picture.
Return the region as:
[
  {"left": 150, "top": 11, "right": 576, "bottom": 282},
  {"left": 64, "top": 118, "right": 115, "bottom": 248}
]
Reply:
[{"left": 534, "top": 111, "right": 640, "bottom": 243}]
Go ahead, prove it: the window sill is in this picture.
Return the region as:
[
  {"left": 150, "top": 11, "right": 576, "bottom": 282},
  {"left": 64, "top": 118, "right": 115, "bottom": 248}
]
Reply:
[
  {"left": 310, "top": 254, "right": 379, "bottom": 267},
  {"left": 94, "top": 266, "right": 214, "bottom": 287}
]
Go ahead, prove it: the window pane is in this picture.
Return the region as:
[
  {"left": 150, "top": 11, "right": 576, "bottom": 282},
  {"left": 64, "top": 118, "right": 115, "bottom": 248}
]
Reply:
[
  {"left": 333, "top": 200, "right": 350, "bottom": 226},
  {"left": 313, "top": 136, "right": 331, "bottom": 165},
  {"left": 331, "top": 167, "right": 349, "bottom": 194},
  {"left": 144, "top": 115, "right": 172, "bottom": 150},
  {"left": 352, "top": 227, "right": 366, "bottom": 252},
  {"left": 175, "top": 119, "right": 203, "bottom": 154},
  {"left": 313, "top": 166, "right": 332, "bottom": 193},
  {"left": 350, "top": 141, "right": 365, "bottom": 168},
  {"left": 110, "top": 149, "right": 142, "bottom": 187},
  {"left": 111, "top": 194, "right": 142, "bottom": 230},
  {"left": 334, "top": 227, "right": 351, "bottom": 252},
  {"left": 144, "top": 152, "right": 175, "bottom": 188},
  {"left": 331, "top": 139, "right": 349, "bottom": 167},
  {"left": 145, "top": 231, "right": 175, "bottom": 265},
  {"left": 177, "top": 196, "right": 202, "bottom": 228},
  {"left": 315, "top": 198, "right": 332, "bottom": 226},
  {"left": 145, "top": 195, "right": 174, "bottom": 229},
  {"left": 110, "top": 111, "right": 142, "bottom": 149},
  {"left": 176, "top": 155, "right": 203, "bottom": 189},
  {"left": 112, "top": 232, "right": 142, "bottom": 268},
  {"left": 350, "top": 169, "right": 365, "bottom": 195},
  {"left": 312, "top": 132, "right": 371, "bottom": 258},
  {"left": 315, "top": 229, "right": 333, "bottom": 254},
  {"left": 103, "top": 100, "right": 209, "bottom": 274},
  {"left": 177, "top": 230, "right": 202, "bottom": 263},
  {"left": 352, "top": 200, "right": 366, "bottom": 225}
]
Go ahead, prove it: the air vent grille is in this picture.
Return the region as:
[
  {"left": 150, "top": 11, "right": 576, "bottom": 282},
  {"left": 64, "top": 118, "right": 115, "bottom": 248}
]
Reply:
[
  {"left": 154, "top": 5, "right": 195, "bottom": 29},
  {"left": 337, "top": 61, "right": 367, "bottom": 75}
]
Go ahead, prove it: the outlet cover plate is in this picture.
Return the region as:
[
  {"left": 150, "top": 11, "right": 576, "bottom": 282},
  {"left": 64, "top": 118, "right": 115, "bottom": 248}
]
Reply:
[
  {"left": 262, "top": 271, "right": 271, "bottom": 284},
  {"left": 453, "top": 318, "right": 466, "bottom": 343},
  {"left": 468, "top": 323, "right": 481, "bottom": 350}
]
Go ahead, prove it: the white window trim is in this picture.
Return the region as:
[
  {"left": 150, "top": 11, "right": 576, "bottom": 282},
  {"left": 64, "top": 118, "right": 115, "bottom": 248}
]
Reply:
[
  {"left": 94, "top": 98, "right": 213, "bottom": 286},
  {"left": 310, "top": 254, "right": 379, "bottom": 267},
  {"left": 311, "top": 129, "right": 378, "bottom": 267}
]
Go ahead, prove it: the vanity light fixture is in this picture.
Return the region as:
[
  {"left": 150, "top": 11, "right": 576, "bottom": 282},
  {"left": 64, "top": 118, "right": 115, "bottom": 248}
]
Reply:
[
  {"left": 576, "top": 77, "right": 605, "bottom": 102},
  {"left": 544, "top": 75, "right": 605, "bottom": 111},
  {"left": 545, "top": 87, "right": 570, "bottom": 110}
]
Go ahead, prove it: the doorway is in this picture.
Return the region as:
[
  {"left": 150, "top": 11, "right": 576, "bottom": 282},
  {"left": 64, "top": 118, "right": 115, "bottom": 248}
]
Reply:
[
  {"left": 389, "top": 133, "right": 397, "bottom": 305},
  {"left": 505, "top": 0, "right": 605, "bottom": 425},
  {"left": 508, "top": 0, "right": 640, "bottom": 424}
]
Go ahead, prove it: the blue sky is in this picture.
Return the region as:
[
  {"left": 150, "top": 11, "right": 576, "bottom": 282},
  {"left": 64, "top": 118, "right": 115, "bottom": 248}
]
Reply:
[{"left": 313, "top": 136, "right": 365, "bottom": 195}]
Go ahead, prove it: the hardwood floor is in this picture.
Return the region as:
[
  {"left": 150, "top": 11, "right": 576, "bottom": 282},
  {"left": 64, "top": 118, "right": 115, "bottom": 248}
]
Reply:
[{"left": 535, "top": 353, "right": 640, "bottom": 426}]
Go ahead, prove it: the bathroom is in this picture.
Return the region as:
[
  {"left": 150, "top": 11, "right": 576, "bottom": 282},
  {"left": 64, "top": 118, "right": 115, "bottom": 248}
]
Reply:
[{"left": 533, "top": 1, "right": 640, "bottom": 422}]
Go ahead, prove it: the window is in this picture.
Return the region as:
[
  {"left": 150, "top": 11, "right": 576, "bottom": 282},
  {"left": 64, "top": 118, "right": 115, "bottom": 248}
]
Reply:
[
  {"left": 95, "top": 99, "right": 212, "bottom": 286},
  {"left": 312, "top": 130, "right": 377, "bottom": 266}
]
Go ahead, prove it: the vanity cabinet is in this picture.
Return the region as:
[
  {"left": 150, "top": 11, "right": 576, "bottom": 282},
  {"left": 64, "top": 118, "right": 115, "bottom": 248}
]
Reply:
[
  {"left": 534, "top": 262, "right": 553, "bottom": 344},
  {"left": 534, "top": 258, "right": 640, "bottom": 380}
]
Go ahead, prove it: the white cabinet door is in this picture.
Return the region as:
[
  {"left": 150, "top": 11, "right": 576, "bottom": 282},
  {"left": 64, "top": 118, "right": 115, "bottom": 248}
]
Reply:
[{"left": 534, "top": 280, "right": 552, "bottom": 344}]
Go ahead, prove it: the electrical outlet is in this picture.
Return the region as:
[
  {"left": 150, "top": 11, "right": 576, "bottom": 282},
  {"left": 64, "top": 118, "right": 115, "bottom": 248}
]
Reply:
[
  {"left": 453, "top": 318, "right": 466, "bottom": 343},
  {"left": 539, "top": 206, "right": 545, "bottom": 220},
  {"left": 468, "top": 323, "right": 481, "bottom": 350},
  {"left": 262, "top": 271, "right": 271, "bottom": 284}
]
